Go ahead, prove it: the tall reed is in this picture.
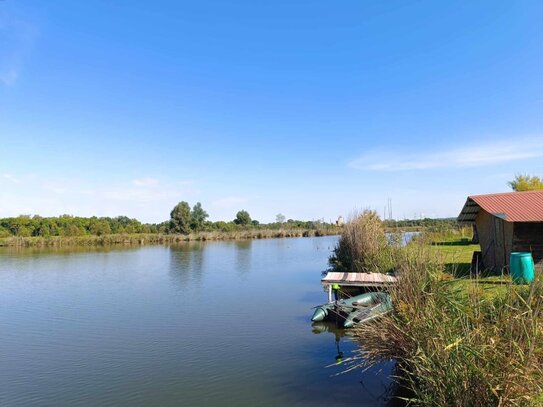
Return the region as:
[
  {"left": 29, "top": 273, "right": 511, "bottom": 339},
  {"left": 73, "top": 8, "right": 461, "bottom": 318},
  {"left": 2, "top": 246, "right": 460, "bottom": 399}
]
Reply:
[
  {"left": 349, "top": 243, "right": 543, "bottom": 406},
  {"left": 0, "top": 228, "right": 338, "bottom": 247},
  {"left": 328, "top": 210, "right": 396, "bottom": 274}
]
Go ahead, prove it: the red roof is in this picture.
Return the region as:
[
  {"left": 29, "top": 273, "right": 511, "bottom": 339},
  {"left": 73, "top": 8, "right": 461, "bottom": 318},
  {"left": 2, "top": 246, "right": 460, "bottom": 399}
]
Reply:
[{"left": 458, "top": 190, "right": 543, "bottom": 223}]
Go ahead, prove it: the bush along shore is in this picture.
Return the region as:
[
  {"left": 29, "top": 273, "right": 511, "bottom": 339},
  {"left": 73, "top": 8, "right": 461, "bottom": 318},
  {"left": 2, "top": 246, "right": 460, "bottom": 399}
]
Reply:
[
  {"left": 0, "top": 228, "right": 338, "bottom": 248},
  {"left": 0, "top": 201, "right": 341, "bottom": 247},
  {"left": 330, "top": 211, "right": 543, "bottom": 406}
]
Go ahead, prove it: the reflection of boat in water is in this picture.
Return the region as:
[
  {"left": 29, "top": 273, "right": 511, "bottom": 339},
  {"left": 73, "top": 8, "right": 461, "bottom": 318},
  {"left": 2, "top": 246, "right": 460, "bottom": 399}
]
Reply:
[
  {"left": 312, "top": 320, "right": 400, "bottom": 402},
  {"left": 311, "top": 321, "right": 348, "bottom": 335},
  {"left": 311, "top": 322, "right": 347, "bottom": 363},
  {"left": 311, "top": 292, "right": 392, "bottom": 329}
]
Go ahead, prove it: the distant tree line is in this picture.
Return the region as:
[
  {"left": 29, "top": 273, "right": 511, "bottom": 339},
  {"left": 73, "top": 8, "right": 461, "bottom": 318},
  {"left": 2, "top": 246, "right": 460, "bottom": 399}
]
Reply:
[
  {"left": 0, "top": 202, "right": 335, "bottom": 238},
  {"left": 0, "top": 215, "right": 161, "bottom": 238},
  {"left": 168, "top": 201, "right": 332, "bottom": 235},
  {"left": 383, "top": 217, "right": 459, "bottom": 231}
]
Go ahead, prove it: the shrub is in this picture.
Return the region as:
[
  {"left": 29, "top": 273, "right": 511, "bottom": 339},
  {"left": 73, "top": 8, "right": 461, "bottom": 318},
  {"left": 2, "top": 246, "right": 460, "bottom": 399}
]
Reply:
[{"left": 327, "top": 210, "right": 395, "bottom": 273}]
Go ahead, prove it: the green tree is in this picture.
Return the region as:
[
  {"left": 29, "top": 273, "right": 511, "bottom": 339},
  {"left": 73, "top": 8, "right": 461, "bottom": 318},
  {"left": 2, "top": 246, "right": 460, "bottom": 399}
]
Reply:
[
  {"left": 35, "top": 220, "right": 52, "bottom": 237},
  {"left": 156, "top": 221, "right": 170, "bottom": 233},
  {"left": 89, "top": 218, "right": 112, "bottom": 236},
  {"left": 17, "top": 226, "right": 32, "bottom": 237},
  {"left": 0, "top": 226, "right": 10, "bottom": 238},
  {"left": 170, "top": 201, "right": 192, "bottom": 234},
  {"left": 190, "top": 202, "right": 209, "bottom": 231},
  {"left": 275, "top": 213, "right": 286, "bottom": 224},
  {"left": 213, "top": 221, "right": 236, "bottom": 232},
  {"left": 234, "top": 210, "right": 252, "bottom": 225},
  {"left": 64, "top": 223, "right": 84, "bottom": 236},
  {"left": 508, "top": 174, "right": 543, "bottom": 191}
]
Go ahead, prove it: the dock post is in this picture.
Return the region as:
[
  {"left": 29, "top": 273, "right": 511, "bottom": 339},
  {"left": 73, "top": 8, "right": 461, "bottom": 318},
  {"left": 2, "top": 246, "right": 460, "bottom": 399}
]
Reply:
[{"left": 327, "top": 284, "right": 333, "bottom": 303}]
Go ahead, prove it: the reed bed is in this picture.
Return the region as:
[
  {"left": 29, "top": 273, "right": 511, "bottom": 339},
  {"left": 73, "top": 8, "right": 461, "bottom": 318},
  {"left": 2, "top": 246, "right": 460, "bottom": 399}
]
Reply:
[
  {"left": 335, "top": 221, "right": 543, "bottom": 406},
  {"left": 328, "top": 210, "right": 396, "bottom": 274},
  {"left": 0, "top": 228, "right": 338, "bottom": 247}
]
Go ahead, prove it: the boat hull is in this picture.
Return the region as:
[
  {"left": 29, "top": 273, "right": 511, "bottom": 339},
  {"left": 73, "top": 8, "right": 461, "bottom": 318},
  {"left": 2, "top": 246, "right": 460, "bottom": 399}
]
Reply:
[{"left": 311, "top": 292, "right": 392, "bottom": 328}]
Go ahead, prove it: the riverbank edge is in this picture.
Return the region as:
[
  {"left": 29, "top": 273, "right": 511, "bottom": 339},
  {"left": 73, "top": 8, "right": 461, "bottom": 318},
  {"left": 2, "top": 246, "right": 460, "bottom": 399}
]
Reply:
[
  {"left": 335, "top": 212, "right": 543, "bottom": 404},
  {"left": 0, "top": 228, "right": 340, "bottom": 247}
]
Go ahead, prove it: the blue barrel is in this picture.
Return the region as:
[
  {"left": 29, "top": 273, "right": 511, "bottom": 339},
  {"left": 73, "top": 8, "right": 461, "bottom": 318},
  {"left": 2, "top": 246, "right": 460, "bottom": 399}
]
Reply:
[{"left": 510, "top": 252, "right": 535, "bottom": 284}]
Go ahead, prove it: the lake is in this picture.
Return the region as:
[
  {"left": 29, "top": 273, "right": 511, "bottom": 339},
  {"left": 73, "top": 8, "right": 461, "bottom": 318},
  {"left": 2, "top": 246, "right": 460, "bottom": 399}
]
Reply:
[{"left": 0, "top": 236, "right": 395, "bottom": 406}]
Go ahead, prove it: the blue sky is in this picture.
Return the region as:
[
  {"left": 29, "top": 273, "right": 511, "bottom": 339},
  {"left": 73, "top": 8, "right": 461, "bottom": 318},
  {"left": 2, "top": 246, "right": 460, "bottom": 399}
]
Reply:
[{"left": 1, "top": 1, "right": 543, "bottom": 223}]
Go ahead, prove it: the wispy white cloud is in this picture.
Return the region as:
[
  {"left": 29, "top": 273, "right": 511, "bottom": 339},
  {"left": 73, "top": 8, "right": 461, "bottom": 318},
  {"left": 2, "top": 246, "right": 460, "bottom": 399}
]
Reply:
[
  {"left": 0, "top": 174, "right": 199, "bottom": 222},
  {"left": 42, "top": 185, "right": 67, "bottom": 194},
  {"left": 1, "top": 173, "right": 20, "bottom": 183},
  {"left": 176, "top": 180, "right": 195, "bottom": 186},
  {"left": 0, "top": 68, "right": 18, "bottom": 86},
  {"left": 0, "top": 17, "right": 38, "bottom": 86},
  {"left": 349, "top": 137, "right": 543, "bottom": 171},
  {"left": 212, "top": 196, "right": 248, "bottom": 209},
  {"left": 103, "top": 187, "right": 173, "bottom": 204},
  {"left": 78, "top": 189, "right": 96, "bottom": 196},
  {"left": 132, "top": 177, "right": 160, "bottom": 187},
  {"left": 101, "top": 178, "right": 197, "bottom": 205}
]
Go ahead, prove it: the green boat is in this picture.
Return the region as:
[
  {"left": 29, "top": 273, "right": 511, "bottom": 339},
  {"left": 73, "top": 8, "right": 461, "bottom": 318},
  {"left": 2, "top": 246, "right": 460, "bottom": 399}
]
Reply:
[
  {"left": 342, "top": 292, "right": 392, "bottom": 328},
  {"left": 311, "top": 292, "right": 370, "bottom": 322},
  {"left": 311, "top": 291, "right": 392, "bottom": 328}
]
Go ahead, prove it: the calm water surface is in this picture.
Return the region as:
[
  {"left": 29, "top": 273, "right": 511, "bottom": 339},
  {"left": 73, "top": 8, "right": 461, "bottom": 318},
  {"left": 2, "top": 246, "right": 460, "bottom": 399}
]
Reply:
[{"left": 0, "top": 236, "right": 394, "bottom": 406}]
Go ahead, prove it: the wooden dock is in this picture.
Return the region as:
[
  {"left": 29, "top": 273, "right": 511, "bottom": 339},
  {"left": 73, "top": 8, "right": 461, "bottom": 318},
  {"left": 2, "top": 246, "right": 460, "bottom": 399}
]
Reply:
[{"left": 321, "top": 272, "right": 397, "bottom": 302}]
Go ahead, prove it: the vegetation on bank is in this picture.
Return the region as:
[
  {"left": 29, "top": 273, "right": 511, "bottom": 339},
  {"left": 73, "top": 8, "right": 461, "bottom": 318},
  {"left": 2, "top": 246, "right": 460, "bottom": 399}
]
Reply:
[
  {"left": 0, "top": 201, "right": 338, "bottom": 246},
  {"left": 331, "top": 212, "right": 543, "bottom": 406},
  {"left": 0, "top": 228, "right": 339, "bottom": 248},
  {"left": 0, "top": 199, "right": 469, "bottom": 248},
  {"left": 383, "top": 217, "right": 460, "bottom": 233},
  {"left": 328, "top": 210, "right": 396, "bottom": 274}
]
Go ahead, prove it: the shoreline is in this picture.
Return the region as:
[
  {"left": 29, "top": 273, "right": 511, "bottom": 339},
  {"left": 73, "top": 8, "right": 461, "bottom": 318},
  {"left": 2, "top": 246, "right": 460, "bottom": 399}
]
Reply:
[{"left": 0, "top": 228, "right": 340, "bottom": 248}]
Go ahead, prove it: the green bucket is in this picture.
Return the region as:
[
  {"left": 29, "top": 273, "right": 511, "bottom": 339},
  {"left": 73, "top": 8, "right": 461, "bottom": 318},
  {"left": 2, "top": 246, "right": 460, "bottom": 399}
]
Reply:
[{"left": 510, "top": 252, "right": 535, "bottom": 284}]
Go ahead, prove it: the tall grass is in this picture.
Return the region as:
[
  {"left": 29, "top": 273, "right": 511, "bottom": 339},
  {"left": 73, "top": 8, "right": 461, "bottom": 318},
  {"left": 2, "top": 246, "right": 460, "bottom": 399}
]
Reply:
[
  {"left": 330, "top": 215, "right": 543, "bottom": 404},
  {"left": 328, "top": 210, "right": 396, "bottom": 274},
  {"left": 0, "top": 228, "right": 338, "bottom": 248},
  {"left": 347, "top": 239, "right": 543, "bottom": 406}
]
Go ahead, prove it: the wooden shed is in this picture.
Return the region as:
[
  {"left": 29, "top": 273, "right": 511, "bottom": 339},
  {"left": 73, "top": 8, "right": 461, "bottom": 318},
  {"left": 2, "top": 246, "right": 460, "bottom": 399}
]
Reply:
[{"left": 458, "top": 190, "right": 543, "bottom": 273}]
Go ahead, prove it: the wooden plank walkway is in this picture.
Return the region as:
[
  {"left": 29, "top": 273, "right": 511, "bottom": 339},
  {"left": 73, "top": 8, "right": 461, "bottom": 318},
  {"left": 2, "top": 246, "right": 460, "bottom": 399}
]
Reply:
[{"left": 321, "top": 272, "right": 397, "bottom": 288}]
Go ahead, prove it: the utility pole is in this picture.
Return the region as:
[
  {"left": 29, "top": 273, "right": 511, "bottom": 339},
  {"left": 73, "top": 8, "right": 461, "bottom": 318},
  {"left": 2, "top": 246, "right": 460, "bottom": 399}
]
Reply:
[{"left": 388, "top": 198, "right": 393, "bottom": 221}]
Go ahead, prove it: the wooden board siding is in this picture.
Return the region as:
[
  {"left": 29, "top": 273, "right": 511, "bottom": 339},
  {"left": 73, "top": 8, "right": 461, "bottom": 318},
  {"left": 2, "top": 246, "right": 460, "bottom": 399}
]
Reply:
[
  {"left": 513, "top": 222, "right": 543, "bottom": 272},
  {"left": 475, "top": 209, "right": 516, "bottom": 273},
  {"left": 475, "top": 209, "right": 499, "bottom": 272},
  {"left": 504, "top": 221, "right": 514, "bottom": 271}
]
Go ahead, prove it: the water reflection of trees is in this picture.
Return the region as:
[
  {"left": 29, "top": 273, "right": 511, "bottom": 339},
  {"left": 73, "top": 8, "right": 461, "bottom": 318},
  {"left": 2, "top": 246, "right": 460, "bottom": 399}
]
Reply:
[
  {"left": 168, "top": 242, "right": 205, "bottom": 288},
  {"left": 234, "top": 240, "right": 252, "bottom": 275}
]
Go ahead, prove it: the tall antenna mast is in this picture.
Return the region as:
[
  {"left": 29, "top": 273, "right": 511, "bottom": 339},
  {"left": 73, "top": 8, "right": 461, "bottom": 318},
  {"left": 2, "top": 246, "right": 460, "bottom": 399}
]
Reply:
[{"left": 388, "top": 198, "right": 393, "bottom": 220}]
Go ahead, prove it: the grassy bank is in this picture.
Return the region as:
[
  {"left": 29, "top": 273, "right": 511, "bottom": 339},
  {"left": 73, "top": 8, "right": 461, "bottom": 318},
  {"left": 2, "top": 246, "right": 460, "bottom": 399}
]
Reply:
[
  {"left": 0, "top": 228, "right": 339, "bottom": 248},
  {"left": 331, "top": 213, "right": 543, "bottom": 406},
  {"left": 351, "top": 247, "right": 543, "bottom": 406}
]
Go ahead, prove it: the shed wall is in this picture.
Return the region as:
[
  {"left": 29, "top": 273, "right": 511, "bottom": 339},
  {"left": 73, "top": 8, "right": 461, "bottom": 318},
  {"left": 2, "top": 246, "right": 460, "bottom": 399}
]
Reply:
[
  {"left": 475, "top": 210, "right": 498, "bottom": 272},
  {"left": 475, "top": 210, "right": 513, "bottom": 272},
  {"left": 493, "top": 217, "right": 508, "bottom": 272},
  {"left": 504, "top": 221, "right": 514, "bottom": 271},
  {"left": 513, "top": 222, "right": 543, "bottom": 272}
]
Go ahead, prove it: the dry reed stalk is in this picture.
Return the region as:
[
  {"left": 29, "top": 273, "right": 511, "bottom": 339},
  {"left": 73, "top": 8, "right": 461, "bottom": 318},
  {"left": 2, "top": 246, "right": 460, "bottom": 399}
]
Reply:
[
  {"left": 330, "top": 220, "right": 543, "bottom": 407},
  {"left": 340, "top": 226, "right": 543, "bottom": 406}
]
